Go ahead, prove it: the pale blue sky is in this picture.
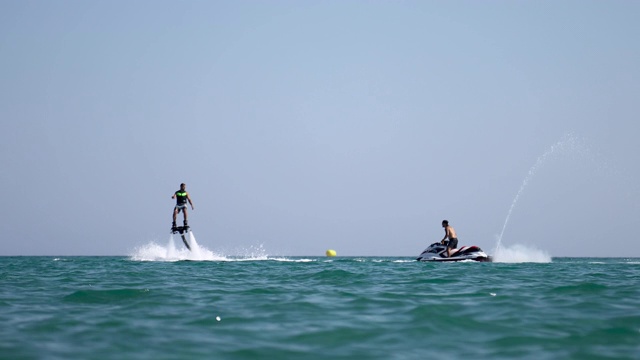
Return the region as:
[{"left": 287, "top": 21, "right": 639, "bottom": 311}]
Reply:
[{"left": 1, "top": 1, "right": 639, "bottom": 256}]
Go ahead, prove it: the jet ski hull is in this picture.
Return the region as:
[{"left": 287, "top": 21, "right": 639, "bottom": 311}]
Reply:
[{"left": 416, "top": 242, "right": 492, "bottom": 262}]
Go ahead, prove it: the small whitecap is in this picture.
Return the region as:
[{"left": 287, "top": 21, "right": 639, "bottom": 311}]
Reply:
[{"left": 490, "top": 293, "right": 497, "bottom": 296}]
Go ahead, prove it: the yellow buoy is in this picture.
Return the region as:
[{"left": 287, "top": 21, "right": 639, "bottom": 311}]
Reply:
[{"left": 326, "top": 249, "right": 337, "bottom": 257}]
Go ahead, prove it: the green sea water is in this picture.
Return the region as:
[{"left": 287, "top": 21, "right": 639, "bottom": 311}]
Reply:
[{"left": 2, "top": 251, "right": 640, "bottom": 359}]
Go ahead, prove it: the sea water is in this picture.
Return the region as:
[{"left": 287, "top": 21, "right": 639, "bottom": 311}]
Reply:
[{"left": 2, "top": 254, "right": 640, "bottom": 359}]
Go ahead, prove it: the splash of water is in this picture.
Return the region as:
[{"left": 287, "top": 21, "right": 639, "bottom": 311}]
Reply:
[
  {"left": 129, "top": 232, "right": 225, "bottom": 261},
  {"left": 493, "top": 244, "right": 552, "bottom": 263},
  {"left": 495, "top": 134, "right": 585, "bottom": 252},
  {"left": 129, "top": 234, "right": 284, "bottom": 262}
]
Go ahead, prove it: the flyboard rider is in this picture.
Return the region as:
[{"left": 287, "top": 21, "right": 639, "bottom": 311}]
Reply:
[{"left": 172, "top": 183, "right": 194, "bottom": 231}]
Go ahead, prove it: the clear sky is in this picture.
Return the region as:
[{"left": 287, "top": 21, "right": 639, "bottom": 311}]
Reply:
[{"left": 1, "top": 1, "right": 639, "bottom": 257}]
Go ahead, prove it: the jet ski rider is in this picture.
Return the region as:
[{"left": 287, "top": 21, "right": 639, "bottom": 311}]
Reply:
[{"left": 440, "top": 220, "right": 458, "bottom": 258}]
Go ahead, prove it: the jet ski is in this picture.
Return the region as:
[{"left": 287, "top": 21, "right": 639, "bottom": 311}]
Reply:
[{"left": 416, "top": 241, "right": 492, "bottom": 262}]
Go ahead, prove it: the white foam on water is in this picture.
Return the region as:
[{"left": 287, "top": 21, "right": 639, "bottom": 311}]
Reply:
[
  {"left": 492, "top": 244, "right": 552, "bottom": 263},
  {"left": 269, "top": 257, "right": 316, "bottom": 262},
  {"left": 129, "top": 235, "right": 293, "bottom": 262},
  {"left": 129, "top": 233, "right": 224, "bottom": 261}
]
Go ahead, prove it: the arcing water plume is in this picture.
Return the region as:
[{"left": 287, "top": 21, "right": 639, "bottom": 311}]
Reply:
[{"left": 495, "top": 133, "right": 587, "bottom": 253}]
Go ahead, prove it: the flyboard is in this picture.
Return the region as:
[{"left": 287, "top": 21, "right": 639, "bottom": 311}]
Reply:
[{"left": 171, "top": 225, "right": 192, "bottom": 251}]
